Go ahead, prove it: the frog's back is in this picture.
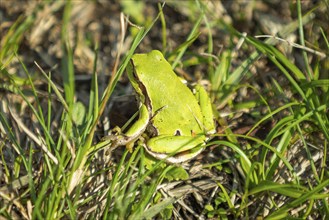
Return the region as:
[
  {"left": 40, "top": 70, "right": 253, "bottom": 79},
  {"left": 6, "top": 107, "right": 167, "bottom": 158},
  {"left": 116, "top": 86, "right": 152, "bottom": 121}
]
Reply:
[{"left": 134, "top": 51, "right": 204, "bottom": 136}]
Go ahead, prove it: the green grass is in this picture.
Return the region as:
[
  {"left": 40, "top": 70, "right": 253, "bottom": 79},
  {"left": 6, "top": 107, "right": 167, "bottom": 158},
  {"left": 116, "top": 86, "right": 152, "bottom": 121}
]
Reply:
[{"left": 0, "top": 0, "right": 328, "bottom": 219}]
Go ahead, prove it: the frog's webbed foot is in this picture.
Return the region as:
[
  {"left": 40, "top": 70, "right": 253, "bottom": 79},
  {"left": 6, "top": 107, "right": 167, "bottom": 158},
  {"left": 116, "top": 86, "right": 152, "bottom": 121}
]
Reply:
[
  {"left": 102, "top": 127, "right": 129, "bottom": 154},
  {"left": 102, "top": 127, "right": 142, "bottom": 154}
]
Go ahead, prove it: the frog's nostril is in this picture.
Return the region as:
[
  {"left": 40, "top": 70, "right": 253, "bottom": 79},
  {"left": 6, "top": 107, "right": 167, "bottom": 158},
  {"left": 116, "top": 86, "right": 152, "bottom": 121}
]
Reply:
[{"left": 175, "top": 130, "right": 181, "bottom": 136}]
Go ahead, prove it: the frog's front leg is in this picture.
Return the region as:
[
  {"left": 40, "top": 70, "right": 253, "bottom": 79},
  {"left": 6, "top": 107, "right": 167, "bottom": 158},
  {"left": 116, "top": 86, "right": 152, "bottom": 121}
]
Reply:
[
  {"left": 105, "top": 103, "right": 150, "bottom": 151},
  {"left": 144, "top": 135, "right": 206, "bottom": 163}
]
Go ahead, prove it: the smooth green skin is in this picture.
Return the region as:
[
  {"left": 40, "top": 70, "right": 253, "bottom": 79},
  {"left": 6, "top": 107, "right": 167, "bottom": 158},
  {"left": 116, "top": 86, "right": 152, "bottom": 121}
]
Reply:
[{"left": 118, "top": 50, "right": 215, "bottom": 163}]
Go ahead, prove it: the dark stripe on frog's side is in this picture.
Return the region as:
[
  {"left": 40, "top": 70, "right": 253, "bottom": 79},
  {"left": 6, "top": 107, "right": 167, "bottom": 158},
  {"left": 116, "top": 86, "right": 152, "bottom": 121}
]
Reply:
[{"left": 131, "top": 59, "right": 153, "bottom": 115}]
